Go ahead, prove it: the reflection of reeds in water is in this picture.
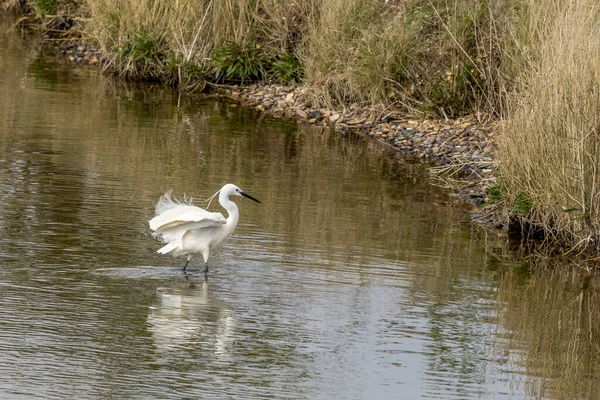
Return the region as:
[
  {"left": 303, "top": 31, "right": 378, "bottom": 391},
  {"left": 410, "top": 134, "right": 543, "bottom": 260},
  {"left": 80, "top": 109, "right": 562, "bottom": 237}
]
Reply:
[{"left": 495, "top": 265, "right": 600, "bottom": 399}]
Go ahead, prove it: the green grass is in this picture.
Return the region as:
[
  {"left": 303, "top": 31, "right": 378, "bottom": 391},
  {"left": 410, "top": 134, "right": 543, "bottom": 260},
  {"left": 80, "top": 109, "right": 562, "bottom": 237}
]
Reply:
[
  {"left": 270, "top": 52, "right": 302, "bottom": 84},
  {"left": 114, "top": 26, "right": 167, "bottom": 79},
  {"left": 32, "top": 0, "right": 57, "bottom": 16},
  {"left": 210, "top": 41, "right": 268, "bottom": 83}
]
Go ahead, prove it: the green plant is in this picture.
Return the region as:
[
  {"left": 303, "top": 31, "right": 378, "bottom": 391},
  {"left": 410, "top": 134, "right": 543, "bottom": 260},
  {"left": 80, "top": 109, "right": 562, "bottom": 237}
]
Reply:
[
  {"left": 484, "top": 185, "right": 502, "bottom": 205},
  {"left": 270, "top": 53, "right": 302, "bottom": 84},
  {"left": 116, "top": 27, "right": 167, "bottom": 79},
  {"left": 210, "top": 41, "right": 268, "bottom": 83},
  {"left": 33, "top": 0, "right": 57, "bottom": 17},
  {"left": 510, "top": 192, "right": 534, "bottom": 216},
  {"left": 165, "top": 55, "right": 207, "bottom": 89},
  {"left": 424, "top": 61, "right": 481, "bottom": 117}
]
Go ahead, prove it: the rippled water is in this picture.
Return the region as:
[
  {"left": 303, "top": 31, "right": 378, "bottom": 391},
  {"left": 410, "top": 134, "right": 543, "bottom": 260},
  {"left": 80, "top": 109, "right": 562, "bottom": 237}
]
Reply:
[{"left": 3, "top": 16, "right": 600, "bottom": 400}]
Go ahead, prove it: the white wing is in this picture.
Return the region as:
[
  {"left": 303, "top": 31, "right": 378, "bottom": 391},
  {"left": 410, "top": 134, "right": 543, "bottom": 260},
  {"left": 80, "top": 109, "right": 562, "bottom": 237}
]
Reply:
[
  {"left": 149, "top": 191, "right": 226, "bottom": 254},
  {"left": 149, "top": 205, "right": 226, "bottom": 231}
]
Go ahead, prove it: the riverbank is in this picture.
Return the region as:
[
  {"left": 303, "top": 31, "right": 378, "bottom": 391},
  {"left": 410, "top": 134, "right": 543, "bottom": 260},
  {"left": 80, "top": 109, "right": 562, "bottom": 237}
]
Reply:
[
  {"left": 220, "top": 83, "right": 498, "bottom": 204},
  {"left": 49, "top": 41, "right": 498, "bottom": 210}
]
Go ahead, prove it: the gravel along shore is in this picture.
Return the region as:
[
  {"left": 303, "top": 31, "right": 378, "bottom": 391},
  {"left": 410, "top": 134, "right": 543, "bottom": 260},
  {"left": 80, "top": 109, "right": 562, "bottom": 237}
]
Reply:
[
  {"left": 221, "top": 83, "right": 498, "bottom": 208},
  {"left": 50, "top": 43, "right": 499, "bottom": 213},
  {"left": 50, "top": 42, "right": 104, "bottom": 66}
]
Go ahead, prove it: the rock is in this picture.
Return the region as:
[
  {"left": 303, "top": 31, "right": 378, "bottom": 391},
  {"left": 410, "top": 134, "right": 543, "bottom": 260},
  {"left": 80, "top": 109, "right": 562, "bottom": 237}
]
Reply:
[
  {"left": 329, "top": 114, "right": 340, "bottom": 123},
  {"left": 308, "top": 111, "right": 322, "bottom": 120},
  {"left": 296, "top": 109, "right": 308, "bottom": 119}
]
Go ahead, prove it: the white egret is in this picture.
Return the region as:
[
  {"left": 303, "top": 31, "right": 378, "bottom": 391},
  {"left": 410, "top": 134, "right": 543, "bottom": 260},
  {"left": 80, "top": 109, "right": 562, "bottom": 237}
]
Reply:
[{"left": 149, "top": 183, "right": 261, "bottom": 274}]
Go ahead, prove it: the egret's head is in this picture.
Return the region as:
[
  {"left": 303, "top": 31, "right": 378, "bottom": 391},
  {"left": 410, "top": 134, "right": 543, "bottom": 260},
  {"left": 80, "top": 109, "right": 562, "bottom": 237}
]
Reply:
[{"left": 223, "top": 184, "right": 261, "bottom": 203}]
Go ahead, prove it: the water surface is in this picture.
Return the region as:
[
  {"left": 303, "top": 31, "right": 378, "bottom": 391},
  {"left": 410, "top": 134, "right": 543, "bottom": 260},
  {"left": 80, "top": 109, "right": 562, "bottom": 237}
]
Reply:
[{"left": 2, "top": 16, "right": 600, "bottom": 400}]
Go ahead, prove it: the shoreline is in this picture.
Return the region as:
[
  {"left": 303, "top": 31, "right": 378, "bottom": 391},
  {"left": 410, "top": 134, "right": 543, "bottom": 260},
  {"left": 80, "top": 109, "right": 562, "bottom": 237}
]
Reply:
[
  {"left": 51, "top": 42, "right": 499, "bottom": 218},
  {"left": 221, "top": 82, "right": 497, "bottom": 200}
]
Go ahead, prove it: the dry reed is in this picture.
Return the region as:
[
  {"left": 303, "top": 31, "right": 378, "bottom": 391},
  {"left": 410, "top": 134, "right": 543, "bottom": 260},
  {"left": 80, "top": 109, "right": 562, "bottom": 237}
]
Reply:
[
  {"left": 49, "top": 0, "right": 511, "bottom": 115},
  {"left": 499, "top": 0, "right": 600, "bottom": 252}
]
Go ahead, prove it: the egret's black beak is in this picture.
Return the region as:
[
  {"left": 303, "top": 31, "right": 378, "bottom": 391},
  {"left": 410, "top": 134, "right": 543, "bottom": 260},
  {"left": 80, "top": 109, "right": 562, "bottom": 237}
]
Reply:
[{"left": 240, "top": 191, "right": 261, "bottom": 203}]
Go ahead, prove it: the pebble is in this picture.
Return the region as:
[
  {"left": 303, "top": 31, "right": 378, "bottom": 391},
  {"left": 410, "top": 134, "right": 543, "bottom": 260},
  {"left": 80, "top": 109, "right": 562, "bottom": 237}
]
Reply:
[
  {"left": 50, "top": 43, "right": 105, "bottom": 68},
  {"left": 296, "top": 109, "right": 308, "bottom": 119},
  {"left": 308, "top": 111, "right": 322, "bottom": 120}
]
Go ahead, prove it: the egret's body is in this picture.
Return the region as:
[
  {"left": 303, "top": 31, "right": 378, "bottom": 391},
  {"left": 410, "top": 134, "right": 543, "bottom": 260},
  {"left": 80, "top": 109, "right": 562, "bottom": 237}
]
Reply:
[{"left": 149, "top": 184, "right": 260, "bottom": 273}]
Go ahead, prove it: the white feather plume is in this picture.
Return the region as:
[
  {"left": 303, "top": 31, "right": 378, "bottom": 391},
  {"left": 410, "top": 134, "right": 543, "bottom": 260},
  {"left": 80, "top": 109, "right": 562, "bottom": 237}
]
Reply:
[
  {"left": 149, "top": 190, "right": 227, "bottom": 256},
  {"left": 155, "top": 189, "right": 195, "bottom": 216}
]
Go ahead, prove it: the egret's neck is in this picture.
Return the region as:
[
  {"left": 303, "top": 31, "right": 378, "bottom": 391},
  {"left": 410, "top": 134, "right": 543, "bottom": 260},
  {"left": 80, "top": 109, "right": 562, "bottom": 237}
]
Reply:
[{"left": 219, "top": 192, "right": 239, "bottom": 222}]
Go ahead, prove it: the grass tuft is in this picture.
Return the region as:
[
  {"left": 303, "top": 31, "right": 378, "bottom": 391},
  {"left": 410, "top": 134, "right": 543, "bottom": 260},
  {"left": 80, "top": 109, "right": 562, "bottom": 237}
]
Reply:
[
  {"left": 270, "top": 52, "right": 302, "bottom": 84},
  {"left": 114, "top": 26, "right": 167, "bottom": 79},
  {"left": 210, "top": 41, "right": 268, "bottom": 83},
  {"left": 32, "top": 0, "right": 57, "bottom": 16}
]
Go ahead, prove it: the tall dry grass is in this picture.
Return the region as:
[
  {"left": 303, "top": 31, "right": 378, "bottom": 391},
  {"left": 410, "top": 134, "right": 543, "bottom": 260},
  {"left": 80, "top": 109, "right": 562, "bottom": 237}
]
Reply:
[
  {"left": 499, "top": 0, "right": 600, "bottom": 251},
  {"left": 302, "top": 0, "right": 512, "bottom": 117},
  {"left": 83, "top": 0, "right": 309, "bottom": 83},
  {"left": 73, "top": 0, "right": 512, "bottom": 115},
  {"left": 301, "top": 0, "right": 413, "bottom": 111},
  {"left": 1, "top": 0, "right": 21, "bottom": 10}
]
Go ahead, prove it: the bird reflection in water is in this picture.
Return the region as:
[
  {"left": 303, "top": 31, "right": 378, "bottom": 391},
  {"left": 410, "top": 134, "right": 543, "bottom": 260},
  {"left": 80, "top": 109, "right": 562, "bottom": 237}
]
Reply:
[{"left": 147, "top": 281, "right": 236, "bottom": 358}]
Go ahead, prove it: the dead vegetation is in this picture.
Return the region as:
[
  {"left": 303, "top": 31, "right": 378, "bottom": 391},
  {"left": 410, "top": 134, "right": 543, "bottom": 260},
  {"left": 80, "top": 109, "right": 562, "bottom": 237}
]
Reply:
[{"left": 499, "top": 0, "right": 600, "bottom": 254}]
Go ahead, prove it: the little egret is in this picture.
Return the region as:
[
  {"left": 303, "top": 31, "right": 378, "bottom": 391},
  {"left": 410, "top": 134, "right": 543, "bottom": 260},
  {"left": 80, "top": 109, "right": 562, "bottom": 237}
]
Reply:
[{"left": 149, "top": 183, "right": 261, "bottom": 274}]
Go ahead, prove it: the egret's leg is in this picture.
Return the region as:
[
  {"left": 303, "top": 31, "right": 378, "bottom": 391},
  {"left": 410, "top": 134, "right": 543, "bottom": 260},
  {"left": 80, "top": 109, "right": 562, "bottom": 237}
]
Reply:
[
  {"left": 202, "top": 251, "right": 209, "bottom": 275},
  {"left": 182, "top": 254, "right": 193, "bottom": 272}
]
